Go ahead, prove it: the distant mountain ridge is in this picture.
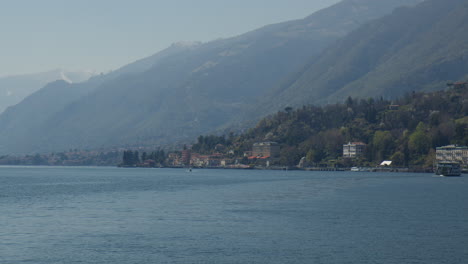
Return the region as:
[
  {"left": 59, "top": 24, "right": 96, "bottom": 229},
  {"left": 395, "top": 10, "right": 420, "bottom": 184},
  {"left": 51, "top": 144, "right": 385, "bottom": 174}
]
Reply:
[
  {"left": 0, "top": 0, "right": 424, "bottom": 154},
  {"left": 0, "top": 69, "right": 95, "bottom": 113},
  {"left": 257, "top": 0, "right": 468, "bottom": 112},
  {"left": 0, "top": 42, "right": 200, "bottom": 154}
]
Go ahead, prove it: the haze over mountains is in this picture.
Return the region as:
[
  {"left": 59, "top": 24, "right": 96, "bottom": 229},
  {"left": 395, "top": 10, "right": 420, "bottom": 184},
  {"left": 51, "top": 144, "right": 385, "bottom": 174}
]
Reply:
[
  {"left": 0, "top": 70, "right": 94, "bottom": 113},
  {"left": 259, "top": 0, "right": 468, "bottom": 110},
  {"left": 1, "top": 0, "right": 466, "bottom": 155}
]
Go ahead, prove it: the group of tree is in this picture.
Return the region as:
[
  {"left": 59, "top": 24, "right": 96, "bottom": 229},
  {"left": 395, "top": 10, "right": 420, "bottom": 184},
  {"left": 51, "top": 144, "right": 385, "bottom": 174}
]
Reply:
[
  {"left": 190, "top": 83, "right": 467, "bottom": 168},
  {"left": 120, "top": 149, "right": 167, "bottom": 167},
  {"left": 191, "top": 134, "right": 235, "bottom": 154},
  {"left": 0, "top": 150, "right": 121, "bottom": 166}
]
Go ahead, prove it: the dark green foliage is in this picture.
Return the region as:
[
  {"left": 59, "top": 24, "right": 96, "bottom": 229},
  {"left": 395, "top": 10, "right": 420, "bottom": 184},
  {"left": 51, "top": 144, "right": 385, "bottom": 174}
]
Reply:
[
  {"left": 409, "top": 122, "right": 431, "bottom": 156},
  {"left": 454, "top": 122, "right": 468, "bottom": 145},
  {"left": 0, "top": 151, "right": 121, "bottom": 166},
  {"left": 122, "top": 150, "right": 138, "bottom": 166},
  {"left": 280, "top": 146, "right": 304, "bottom": 167},
  {"left": 133, "top": 151, "right": 140, "bottom": 164},
  {"left": 150, "top": 149, "right": 166, "bottom": 165},
  {"left": 372, "top": 131, "right": 395, "bottom": 162},
  {"left": 191, "top": 135, "right": 227, "bottom": 154},
  {"left": 121, "top": 149, "right": 167, "bottom": 167}
]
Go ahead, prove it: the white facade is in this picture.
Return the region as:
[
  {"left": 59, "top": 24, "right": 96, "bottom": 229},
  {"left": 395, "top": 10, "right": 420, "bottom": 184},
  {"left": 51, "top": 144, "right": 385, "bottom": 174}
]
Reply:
[
  {"left": 343, "top": 142, "right": 366, "bottom": 158},
  {"left": 436, "top": 145, "right": 468, "bottom": 168}
]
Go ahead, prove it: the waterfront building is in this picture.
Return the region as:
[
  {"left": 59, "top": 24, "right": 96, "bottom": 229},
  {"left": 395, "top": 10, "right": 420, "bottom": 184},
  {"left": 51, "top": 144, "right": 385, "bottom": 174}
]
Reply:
[
  {"left": 167, "top": 153, "right": 182, "bottom": 166},
  {"left": 436, "top": 145, "right": 468, "bottom": 168},
  {"left": 189, "top": 153, "right": 225, "bottom": 168},
  {"left": 252, "top": 142, "right": 280, "bottom": 158},
  {"left": 181, "top": 149, "right": 191, "bottom": 166},
  {"left": 343, "top": 142, "right": 366, "bottom": 158},
  {"left": 221, "top": 159, "right": 235, "bottom": 167}
]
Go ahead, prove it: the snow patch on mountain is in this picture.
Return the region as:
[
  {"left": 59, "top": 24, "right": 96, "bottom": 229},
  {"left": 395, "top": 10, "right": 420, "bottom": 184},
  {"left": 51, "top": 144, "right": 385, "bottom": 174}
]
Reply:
[{"left": 60, "top": 71, "right": 73, "bottom": 83}]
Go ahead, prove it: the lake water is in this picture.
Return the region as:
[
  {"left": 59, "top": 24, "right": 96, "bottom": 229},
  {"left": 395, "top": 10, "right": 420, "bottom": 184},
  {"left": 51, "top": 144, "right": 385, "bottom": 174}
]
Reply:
[{"left": 0, "top": 167, "right": 467, "bottom": 264}]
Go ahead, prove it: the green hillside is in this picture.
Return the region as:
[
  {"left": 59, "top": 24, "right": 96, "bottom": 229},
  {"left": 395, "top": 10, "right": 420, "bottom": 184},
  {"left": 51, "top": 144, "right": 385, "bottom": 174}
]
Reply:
[{"left": 198, "top": 83, "right": 468, "bottom": 168}]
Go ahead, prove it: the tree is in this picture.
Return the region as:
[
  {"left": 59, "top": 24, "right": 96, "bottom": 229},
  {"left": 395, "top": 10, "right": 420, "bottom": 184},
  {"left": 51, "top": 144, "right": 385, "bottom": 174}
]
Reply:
[
  {"left": 346, "top": 96, "right": 354, "bottom": 107},
  {"left": 133, "top": 151, "right": 140, "bottom": 165},
  {"left": 454, "top": 122, "right": 468, "bottom": 145},
  {"left": 390, "top": 151, "right": 405, "bottom": 166},
  {"left": 409, "top": 122, "right": 431, "bottom": 155},
  {"left": 122, "top": 150, "right": 133, "bottom": 166},
  {"left": 280, "top": 146, "right": 303, "bottom": 167},
  {"left": 372, "top": 131, "right": 394, "bottom": 162},
  {"left": 306, "top": 148, "right": 325, "bottom": 164}
]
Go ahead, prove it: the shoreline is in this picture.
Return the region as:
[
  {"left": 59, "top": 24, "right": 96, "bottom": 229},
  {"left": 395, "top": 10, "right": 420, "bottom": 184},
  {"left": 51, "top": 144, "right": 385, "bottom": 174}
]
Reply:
[
  {"left": 118, "top": 165, "right": 436, "bottom": 174},
  {"left": 0, "top": 164, "right": 448, "bottom": 174}
]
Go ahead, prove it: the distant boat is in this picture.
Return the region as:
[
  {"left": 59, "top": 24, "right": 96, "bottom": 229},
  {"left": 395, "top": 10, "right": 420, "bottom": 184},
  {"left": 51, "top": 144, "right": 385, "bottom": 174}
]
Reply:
[
  {"left": 350, "top": 167, "right": 360, "bottom": 172},
  {"left": 435, "top": 162, "right": 461, "bottom": 177}
]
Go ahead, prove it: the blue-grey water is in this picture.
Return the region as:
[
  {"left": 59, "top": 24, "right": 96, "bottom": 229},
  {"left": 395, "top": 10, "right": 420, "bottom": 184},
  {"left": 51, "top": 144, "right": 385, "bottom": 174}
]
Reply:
[{"left": 0, "top": 167, "right": 467, "bottom": 264}]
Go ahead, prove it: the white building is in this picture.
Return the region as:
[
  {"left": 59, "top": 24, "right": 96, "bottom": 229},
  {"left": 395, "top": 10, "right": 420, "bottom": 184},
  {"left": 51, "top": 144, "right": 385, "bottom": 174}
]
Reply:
[
  {"left": 343, "top": 142, "right": 366, "bottom": 158},
  {"left": 252, "top": 142, "right": 280, "bottom": 158},
  {"left": 436, "top": 145, "right": 468, "bottom": 168}
]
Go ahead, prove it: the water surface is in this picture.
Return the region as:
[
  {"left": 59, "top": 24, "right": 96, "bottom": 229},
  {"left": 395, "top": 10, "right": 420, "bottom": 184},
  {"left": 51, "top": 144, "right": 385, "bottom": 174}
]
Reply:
[{"left": 1, "top": 167, "right": 467, "bottom": 263}]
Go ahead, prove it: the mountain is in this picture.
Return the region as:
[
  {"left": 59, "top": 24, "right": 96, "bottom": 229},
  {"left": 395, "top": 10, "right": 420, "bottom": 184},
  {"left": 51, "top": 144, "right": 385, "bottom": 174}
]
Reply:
[
  {"left": 0, "top": 0, "right": 422, "bottom": 154},
  {"left": 0, "top": 43, "right": 199, "bottom": 154},
  {"left": 0, "top": 69, "right": 95, "bottom": 113},
  {"left": 258, "top": 0, "right": 468, "bottom": 112}
]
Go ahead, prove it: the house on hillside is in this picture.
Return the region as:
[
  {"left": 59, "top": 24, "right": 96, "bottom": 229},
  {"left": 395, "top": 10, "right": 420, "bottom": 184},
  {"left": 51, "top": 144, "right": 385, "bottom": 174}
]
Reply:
[
  {"left": 343, "top": 142, "right": 367, "bottom": 158},
  {"left": 252, "top": 142, "right": 280, "bottom": 158}
]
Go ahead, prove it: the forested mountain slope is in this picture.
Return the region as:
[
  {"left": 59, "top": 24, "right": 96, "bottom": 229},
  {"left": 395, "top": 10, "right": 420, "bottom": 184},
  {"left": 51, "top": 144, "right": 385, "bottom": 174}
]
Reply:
[
  {"left": 258, "top": 0, "right": 468, "bottom": 113},
  {"left": 205, "top": 83, "right": 468, "bottom": 168}
]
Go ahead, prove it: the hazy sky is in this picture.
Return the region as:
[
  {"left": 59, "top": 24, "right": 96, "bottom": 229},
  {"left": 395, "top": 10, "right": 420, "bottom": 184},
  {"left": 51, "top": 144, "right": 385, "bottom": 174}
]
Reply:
[{"left": 0, "top": 0, "right": 341, "bottom": 76}]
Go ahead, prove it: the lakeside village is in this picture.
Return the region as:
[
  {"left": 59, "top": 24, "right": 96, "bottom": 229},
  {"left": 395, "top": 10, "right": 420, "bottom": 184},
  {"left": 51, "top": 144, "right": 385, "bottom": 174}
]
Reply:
[
  {"left": 122, "top": 83, "right": 468, "bottom": 174},
  {"left": 119, "top": 142, "right": 468, "bottom": 173},
  {"left": 1, "top": 141, "right": 465, "bottom": 173},
  {"left": 1, "top": 82, "right": 466, "bottom": 174}
]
